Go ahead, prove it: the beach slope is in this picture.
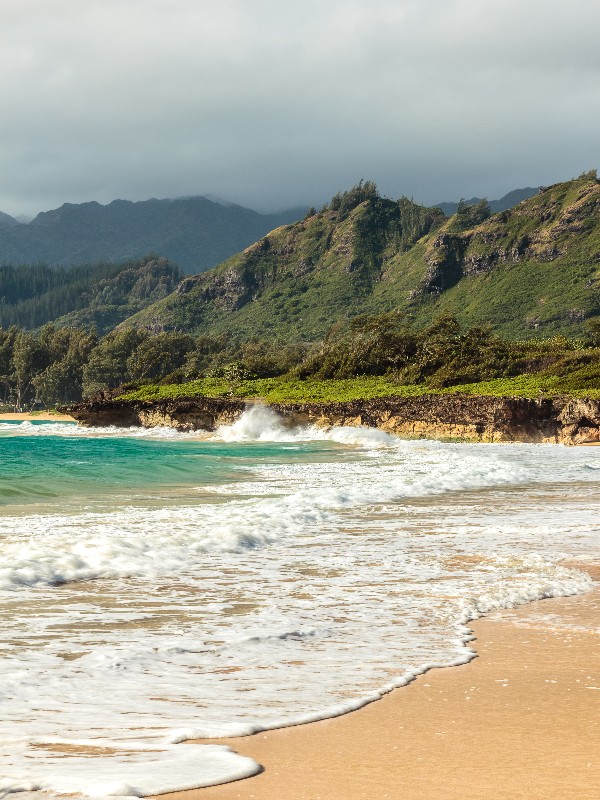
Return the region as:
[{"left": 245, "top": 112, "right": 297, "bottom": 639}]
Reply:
[{"left": 157, "top": 568, "right": 599, "bottom": 800}]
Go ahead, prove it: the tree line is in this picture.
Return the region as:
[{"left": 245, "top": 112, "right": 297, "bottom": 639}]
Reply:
[
  {"left": 1, "top": 314, "right": 599, "bottom": 410},
  {"left": 0, "top": 258, "right": 182, "bottom": 330},
  {"left": 0, "top": 263, "right": 132, "bottom": 328}
]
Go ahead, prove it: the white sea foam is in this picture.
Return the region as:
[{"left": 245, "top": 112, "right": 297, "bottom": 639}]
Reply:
[
  {"left": 0, "top": 420, "right": 192, "bottom": 439},
  {"left": 0, "top": 411, "right": 598, "bottom": 797},
  {"left": 0, "top": 406, "right": 406, "bottom": 446},
  {"left": 2, "top": 742, "right": 259, "bottom": 797},
  {"left": 0, "top": 432, "right": 533, "bottom": 591}
]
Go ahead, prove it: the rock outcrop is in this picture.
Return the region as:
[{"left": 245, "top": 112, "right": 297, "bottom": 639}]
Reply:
[{"left": 64, "top": 395, "right": 600, "bottom": 445}]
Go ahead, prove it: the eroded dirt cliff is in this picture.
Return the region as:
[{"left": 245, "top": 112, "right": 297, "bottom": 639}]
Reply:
[{"left": 64, "top": 394, "right": 600, "bottom": 444}]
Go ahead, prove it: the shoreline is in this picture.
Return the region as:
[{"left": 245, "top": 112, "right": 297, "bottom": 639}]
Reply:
[
  {"left": 157, "top": 564, "right": 600, "bottom": 800},
  {"left": 0, "top": 411, "right": 75, "bottom": 421},
  {"left": 64, "top": 394, "right": 600, "bottom": 445}
]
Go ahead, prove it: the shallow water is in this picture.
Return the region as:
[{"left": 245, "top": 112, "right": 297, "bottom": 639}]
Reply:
[{"left": 0, "top": 409, "right": 598, "bottom": 797}]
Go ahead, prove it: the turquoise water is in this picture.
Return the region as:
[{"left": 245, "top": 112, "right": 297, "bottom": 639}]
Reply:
[{"left": 0, "top": 422, "right": 332, "bottom": 505}]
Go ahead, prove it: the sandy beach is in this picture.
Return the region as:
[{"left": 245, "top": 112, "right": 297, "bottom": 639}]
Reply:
[
  {"left": 0, "top": 412, "right": 75, "bottom": 421},
  {"left": 157, "top": 564, "right": 600, "bottom": 800}
]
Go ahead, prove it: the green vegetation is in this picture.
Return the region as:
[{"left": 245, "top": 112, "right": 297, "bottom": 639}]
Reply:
[
  {"left": 1, "top": 175, "right": 599, "bottom": 410},
  {"left": 446, "top": 198, "right": 491, "bottom": 232},
  {"left": 118, "top": 373, "right": 600, "bottom": 403},
  {"left": 2, "top": 310, "right": 598, "bottom": 410},
  {"left": 123, "top": 187, "right": 446, "bottom": 340},
  {"left": 116, "top": 314, "right": 600, "bottom": 403},
  {"left": 434, "top": 187, "right": 541, "bottom": 217},
  {"left": 0, "top": 325, "right": 98, "bottom": 409},
  {"left": 0, "top": 257, "right": 182, "bottom": 333},
  {"left": 404, "top": 172, "right": 600, "bottom": 337},
  {"left": 119, "top": 376, "right": 429, "bottom": 403},
  {"left": 123, "top": 174, "right": 600, "bottom": 341}
]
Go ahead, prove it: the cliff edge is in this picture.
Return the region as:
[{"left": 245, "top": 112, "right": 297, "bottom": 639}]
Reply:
[{"left": 64, "top": 394, "right": 600, "bottom": 445}]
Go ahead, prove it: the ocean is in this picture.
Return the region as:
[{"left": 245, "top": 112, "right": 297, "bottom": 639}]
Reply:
[{"left": 0, "top": 407, "right": 598, "bottom": 797}]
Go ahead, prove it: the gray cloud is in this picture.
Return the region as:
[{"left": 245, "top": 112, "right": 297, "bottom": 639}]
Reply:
[{"left": 1, "top": 0, "right": 599, "bottom": 216}]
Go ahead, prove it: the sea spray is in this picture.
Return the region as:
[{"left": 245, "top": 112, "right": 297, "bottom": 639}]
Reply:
[{"left": 214, "top": 403, "right": 400, "bottom": 446}]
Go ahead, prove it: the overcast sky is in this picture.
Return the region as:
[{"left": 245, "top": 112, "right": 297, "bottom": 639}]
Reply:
[{"left": 1, "top": 0, "right": 599, "bottom": 217}]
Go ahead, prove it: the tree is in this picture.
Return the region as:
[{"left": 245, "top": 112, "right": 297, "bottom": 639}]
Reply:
[
  {"left": 585, "top": 318, "right": 600, "bottom": 347},
  {"left": 31, "top": 327, "right": 98, "bottom": 405},
  {"left": 82, "top": 329, "right": 146, "bottom": 396},
  {"left": 126, "top": 332, "right": 195, "bottom": 381},
  {"left": 11, "top": 330, "right": 50, "bottom": 410},
  {"left": 451, "top": 198, "right": 491, "bottom": 231},
  {"left": 328, "top": 181, "right": 380, "bottom": 217},
  {"left": 0, "top": 327, "right": 19, "bottom": 404}
]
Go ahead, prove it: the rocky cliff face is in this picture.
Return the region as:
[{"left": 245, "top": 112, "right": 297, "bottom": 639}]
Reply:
[
  {"left": 65, "top": 395, "right": 600, "bottom": 445},
  {"left": 419, "top": 178, "right": 600, "bottom": 292}
]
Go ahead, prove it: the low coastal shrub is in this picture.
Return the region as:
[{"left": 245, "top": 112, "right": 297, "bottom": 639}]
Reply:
[
  {"left": 118, "top": 373, "right": 600, "bottom": 404},
  {"left": 118, "top": 376, "right": 427, "bottom": 403}
]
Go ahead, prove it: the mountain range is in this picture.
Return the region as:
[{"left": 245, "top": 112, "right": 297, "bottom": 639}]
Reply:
[
  {"left": 0, "top": 197, "right": 307, "bottom": 273},
  {"left": 1, "top": 175, "right": 598, "bottom": 341},
  {"left": 434, "top": 187, "right": 541, "bottom": 216},
  {"left": 0, "top": 188, "right": 542, "bottom": 276}
]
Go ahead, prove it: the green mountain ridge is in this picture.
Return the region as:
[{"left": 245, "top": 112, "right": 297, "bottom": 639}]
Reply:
[{"left": 121, "top": 174, "right": 600, "bottom": 341}]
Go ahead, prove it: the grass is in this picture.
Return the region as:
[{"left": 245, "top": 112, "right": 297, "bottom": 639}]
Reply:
[
  {"left": 119, "top": 376, "right": 428, "bottom": 403},
  {"left": 118, "top": 374, "right": 600, "bottom": 404}
]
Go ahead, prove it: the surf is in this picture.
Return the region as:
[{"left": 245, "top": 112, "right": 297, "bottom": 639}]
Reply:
[{"left": 0, "top": 410, "right": 598, "bottom": 797}]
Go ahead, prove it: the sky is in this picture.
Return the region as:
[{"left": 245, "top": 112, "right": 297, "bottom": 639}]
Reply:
[{"left": 1, "top": 0, "right": 599, "bottom": 218}]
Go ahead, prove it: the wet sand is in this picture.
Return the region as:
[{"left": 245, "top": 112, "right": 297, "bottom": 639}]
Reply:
[
  {"left": 158, "top": 564, "right": 600, "bottom": 800},
  {"left": 0, "top": 412, "right": 75, "bottom": 421}
]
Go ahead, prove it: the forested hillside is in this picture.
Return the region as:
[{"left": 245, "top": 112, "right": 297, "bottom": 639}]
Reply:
[
  {"left": 123, "top": 173, "right": 600, "bottom": 340},
  {"left": 0, "top": 196, "right": 306, "bottom": 272},
  {"left": 0, "top": 257, "right": 182, "bottom": 334},
  {"left": 121, "top": 183, "right": 443, "bottom": 338}
]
